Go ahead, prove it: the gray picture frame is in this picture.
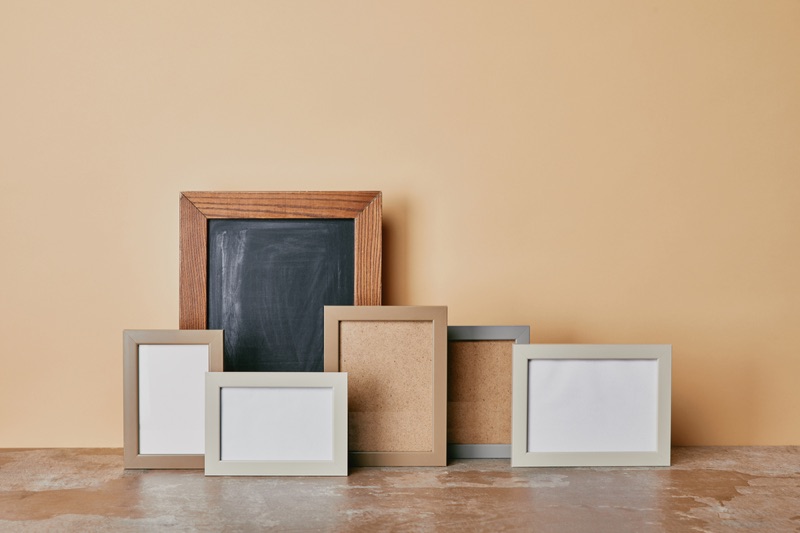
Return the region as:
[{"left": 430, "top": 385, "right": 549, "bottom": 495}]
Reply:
[
  {"left": 447, "top": 326, "right": 530, "bottom": 459},
  {"left": 511, "top": 344, "right": 672, "bottom": 467},
  {"left": 205, "top": 371, "right": 348, "bottom": 476},
  {"left": 123, "top": 329, "right": 223, "bottom": 469}
]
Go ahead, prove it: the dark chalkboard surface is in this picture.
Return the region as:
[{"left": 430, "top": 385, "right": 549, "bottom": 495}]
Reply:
[{"left": 207, "top": 219, "right": 355, "bottom": 372}]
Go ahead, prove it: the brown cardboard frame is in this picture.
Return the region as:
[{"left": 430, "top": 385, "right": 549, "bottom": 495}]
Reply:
[
  {"left": 324, "top": 306, "right": 448, "bottom": 466},
  {"left": 179, "top": 191, "right": 382, "bottom": 330},
  {"left": 123, "top": 329, "right": 223, "bottom": 469}
]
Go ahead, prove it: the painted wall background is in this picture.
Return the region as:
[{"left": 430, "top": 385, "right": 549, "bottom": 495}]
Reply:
[{"left": 1, "top": 1, "right": 799, "bottom": 447}]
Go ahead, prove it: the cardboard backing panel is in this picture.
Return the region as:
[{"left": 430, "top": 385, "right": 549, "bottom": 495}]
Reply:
[
  {"left": 448, "top": 340, "right": 513, "bottom": 445},
  {"left": 339, "top": 320, "right": 434, "bottom": 452}
]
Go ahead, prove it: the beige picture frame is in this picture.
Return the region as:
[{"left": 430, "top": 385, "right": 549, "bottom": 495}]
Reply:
[
  {"left": 511, "top": 344, "right": 672, "bottom": 467},
  {"left": 324, "top": 306, "right": 448, "bottom": 467},
  {"left": 123, "top": 329, "right": 223, "bottom": 469},
  {"left": 205, "top": 372, "right": 349, "bottom": 476}
]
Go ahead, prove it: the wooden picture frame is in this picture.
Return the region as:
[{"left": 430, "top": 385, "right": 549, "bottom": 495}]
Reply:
[
  {"left": 447, "top": 325, "right": 530, "bottom": 459},
  {"left": 205, "top": 372, "right": 348, "bottom": 476},
  {"left": 511, "top": 344, "right": 671, "bottom": 467},
  {"left": 123, "top": 329, "right": 223, "bottom": 469},
  {"left": 324, "top": 306, "right": 448, "bottom": 467},
  {"left": 180, "top": 191, "right": 382, "bottom": 371}
]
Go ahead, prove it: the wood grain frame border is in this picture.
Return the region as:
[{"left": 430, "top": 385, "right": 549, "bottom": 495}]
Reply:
[
  {"left": 123, "top": 329, "right": 223, "bottom": 469},
  {"left": 179, "top": 191, "right": 382, "bottom": 329},
  {"left": 511, "top": 344, "right": 672, "bottom": 467},
  {"left": 446, "top": 325, "right": 530, "bottom": 459},
  {"left": 324, "top": 305, "right": 448, "bottom": 467}
]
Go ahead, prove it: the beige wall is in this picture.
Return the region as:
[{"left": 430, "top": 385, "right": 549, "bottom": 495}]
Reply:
[{"left": 2, "top": 1, "right": 799, "bottom": 447}]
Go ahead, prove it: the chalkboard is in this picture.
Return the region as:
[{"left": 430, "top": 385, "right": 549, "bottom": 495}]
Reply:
[{"left": 207, "top": 219, "right": 354, "bottom": 372}]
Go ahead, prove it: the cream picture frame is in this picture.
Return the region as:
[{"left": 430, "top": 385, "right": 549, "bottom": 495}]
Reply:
[
  {"left": 205, "top": 372, "right": 348, "bottom": 476},
  {"left": 511, "top": 344, "right": 671, "bottom": 467}
]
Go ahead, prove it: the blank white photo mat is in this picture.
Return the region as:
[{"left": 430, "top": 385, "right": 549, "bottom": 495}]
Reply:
[
  {"left": 511, "top": 344, "right": 671, "bottom": 467},
  {"left": 139, "top": 344, "right": 209, "bottom": 454},
  {"left": 205, "top": 372, "right": 348, "bottom": 476}
]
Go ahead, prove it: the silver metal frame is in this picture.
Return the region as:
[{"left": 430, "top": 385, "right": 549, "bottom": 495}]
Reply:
[
  {"left": 448, "top": 326, "right": 530, "bottom": 344},
  {"left": 205, "top": 372, "right": 349, "bottom": 476},
  {"left": 447, "top": 326, "right": 530, "bottom": 459},
  {"left": 511, "top": 344, "right": 672, "bottom": 467}
]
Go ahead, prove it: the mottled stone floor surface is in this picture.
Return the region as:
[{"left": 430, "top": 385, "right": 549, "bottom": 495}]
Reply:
[{"left": 0, "top": 447, "right": 798, "bottom": 532}]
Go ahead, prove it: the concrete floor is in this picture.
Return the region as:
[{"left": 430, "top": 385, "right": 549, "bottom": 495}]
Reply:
[{"left": 0, "top": 447, "right": 798, "bottom": 532}]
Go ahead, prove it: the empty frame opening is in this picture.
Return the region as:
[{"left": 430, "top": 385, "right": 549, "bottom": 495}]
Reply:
[
  {"left": 527, "top": 359, "right": 659, "bottom": 453},
  {"left": 220, "top": 387, "right": 334, "bottom": 461},
  {"left": 138, "top": 344, "right": 209, "bottom": 455},
  {"left": 339, "top": 320, "right": 434, "bottom": 452}
]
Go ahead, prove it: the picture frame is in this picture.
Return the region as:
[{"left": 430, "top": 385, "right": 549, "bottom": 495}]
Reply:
[
  {"left": 123, "top": 329, "right": 223, "bottom": 469},
  {"left": 511, "top": 344, "right": 672, "bottom": 467},
  {"left": 205, "top": 372, "right": 348, "bottom": 476},
  {"left": 324, "top": 306, "right": 448, "bottom": 467},
  {"left": 447, "top": 325, "right": 530, "bottom": 459},
  {"left": 179, "top": 191, "right": 382, "bottom": 372}
]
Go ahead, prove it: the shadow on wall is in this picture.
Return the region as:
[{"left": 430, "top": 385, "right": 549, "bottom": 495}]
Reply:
[
  {"left": 670, "top": 346, "right": 758, "bottom": 446},
  {"left": 526, "top": 325, "right": 762, "bottom": 446},
  {"left": 382, "top": 196, "right": 409, "bottom": 305}
]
